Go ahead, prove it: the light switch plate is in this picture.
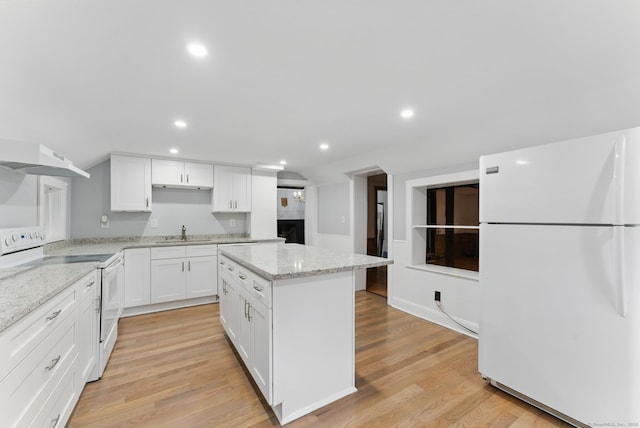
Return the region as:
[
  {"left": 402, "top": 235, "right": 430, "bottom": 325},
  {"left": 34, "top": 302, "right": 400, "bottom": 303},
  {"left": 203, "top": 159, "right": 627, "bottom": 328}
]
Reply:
[{"left": 150, "top": 218, "right": 158, "bottom": 228}]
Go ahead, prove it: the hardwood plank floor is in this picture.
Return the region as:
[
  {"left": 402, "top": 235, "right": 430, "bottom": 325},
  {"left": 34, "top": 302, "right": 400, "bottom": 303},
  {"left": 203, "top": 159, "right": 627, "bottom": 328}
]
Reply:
[{"left": 69, "top": 292, "right": 570, "bottom": 427}]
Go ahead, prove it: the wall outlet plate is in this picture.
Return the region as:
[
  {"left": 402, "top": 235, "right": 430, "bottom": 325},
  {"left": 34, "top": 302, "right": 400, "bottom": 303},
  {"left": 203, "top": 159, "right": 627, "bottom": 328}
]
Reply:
[{"left": 150, "top": 218, "right": 158, "bottom": 228}]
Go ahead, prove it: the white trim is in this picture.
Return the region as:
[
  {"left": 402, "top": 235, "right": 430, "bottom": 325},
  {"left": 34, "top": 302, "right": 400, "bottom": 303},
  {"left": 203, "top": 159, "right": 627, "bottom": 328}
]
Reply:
[
  {"left": 121, "top": 296, "right": 217, "bottom": 317},
  {"left": 390, "top": 296, "right": 478, "bottom": 339},
  {"left": 406, "top": 264, "right": 479, "bottom": 281},
  {"left": 386, "top": 174, "right": 394, "bottom": 302}
]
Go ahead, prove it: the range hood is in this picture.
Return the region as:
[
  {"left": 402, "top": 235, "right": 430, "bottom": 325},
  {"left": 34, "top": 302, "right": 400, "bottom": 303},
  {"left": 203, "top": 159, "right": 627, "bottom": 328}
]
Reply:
[{"left": 0, "top": 140, "right": 90, "bottom": 178}]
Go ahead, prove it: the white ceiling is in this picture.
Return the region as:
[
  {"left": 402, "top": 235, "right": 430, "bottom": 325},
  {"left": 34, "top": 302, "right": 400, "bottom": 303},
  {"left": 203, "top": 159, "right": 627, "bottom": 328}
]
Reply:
[{"left": 1, "top": 1, "right": 639, "bottom": 183}]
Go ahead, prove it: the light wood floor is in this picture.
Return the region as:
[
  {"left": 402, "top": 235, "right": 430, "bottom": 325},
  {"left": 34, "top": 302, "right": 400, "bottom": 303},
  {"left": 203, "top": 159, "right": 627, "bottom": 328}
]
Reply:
[{"left": 69, "top": 292, "right": 570, "bottom": 427}]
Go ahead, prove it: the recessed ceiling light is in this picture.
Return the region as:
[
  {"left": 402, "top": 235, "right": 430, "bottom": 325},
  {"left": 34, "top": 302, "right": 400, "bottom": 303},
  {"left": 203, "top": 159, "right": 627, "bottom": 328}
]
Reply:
[
  {"left": 169, "top": 148, "right": 179, "bottom": 154},
  {"left": 319, "top": 142, "right": 329, "bottom": 150},
  {"left": 174, "top": 119, "right": 187, "bottom": 128},
  {"left": 400, "top": 108, "right": 415, "bottom": 120},
  {"left": 280, "top": 160, "right": 287, "bottom": 165},
  {"left": 187, "top": 42, "right": 208, "bottom": 58}
]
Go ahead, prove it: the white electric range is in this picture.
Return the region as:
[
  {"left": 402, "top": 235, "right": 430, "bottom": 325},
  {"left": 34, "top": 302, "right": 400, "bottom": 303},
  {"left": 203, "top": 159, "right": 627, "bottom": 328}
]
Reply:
[{"left": 0, "top": 227, "right": 124, "bottom": 381}]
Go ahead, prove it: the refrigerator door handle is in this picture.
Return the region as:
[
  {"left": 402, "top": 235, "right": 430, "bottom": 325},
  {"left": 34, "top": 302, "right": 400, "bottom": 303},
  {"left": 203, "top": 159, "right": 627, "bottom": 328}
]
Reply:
[
  {"left": 613, "top": 136, "right": 626, "bottom": 225},
  {"left": 613, "top": 227, "right": 628, "bottom": 317}
]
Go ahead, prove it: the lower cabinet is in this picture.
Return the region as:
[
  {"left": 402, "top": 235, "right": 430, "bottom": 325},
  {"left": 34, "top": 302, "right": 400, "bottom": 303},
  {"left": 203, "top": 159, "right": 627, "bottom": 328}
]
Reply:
[
  {"left": 0, "top": 270, "right": 97, "bottom": 428},
  {"left": 124, "top": 245, "right": 218, "bottom": 314},
  {"left": 219, "top": 256, "right": 273, "bottom": 404}
]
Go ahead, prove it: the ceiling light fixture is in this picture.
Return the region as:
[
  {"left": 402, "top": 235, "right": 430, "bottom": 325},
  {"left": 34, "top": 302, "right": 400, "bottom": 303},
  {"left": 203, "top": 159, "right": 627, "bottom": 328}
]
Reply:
[
  {"left": 169, "top": 148, "right": 179, "bottom": 154},
  {"left": 319, "top": 142, "right": 329, "bottom": 150},
  {"left": 280, "top": 160, "right": 287, "bottom": 165},
  {"left": 187, "top": 42, "right": 208, "bottom": 58},
  {"left": 174, "top": 119, "right": 187, "bottom": 128},
  {"left": 400, "top": 108, "right": 415, "bottom": 120}
]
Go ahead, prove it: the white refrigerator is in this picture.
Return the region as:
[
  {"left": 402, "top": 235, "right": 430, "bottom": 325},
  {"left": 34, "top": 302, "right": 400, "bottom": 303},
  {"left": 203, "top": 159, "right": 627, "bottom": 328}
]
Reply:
[{"left": 479, "top": 127, "right": 640, "bottom": 427}]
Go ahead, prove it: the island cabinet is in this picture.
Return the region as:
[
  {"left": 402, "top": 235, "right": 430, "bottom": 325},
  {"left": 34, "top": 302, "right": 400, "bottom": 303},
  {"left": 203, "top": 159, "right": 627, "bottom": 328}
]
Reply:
[{"left": 218, "top": 252, "right": 357, "bottom": 425}]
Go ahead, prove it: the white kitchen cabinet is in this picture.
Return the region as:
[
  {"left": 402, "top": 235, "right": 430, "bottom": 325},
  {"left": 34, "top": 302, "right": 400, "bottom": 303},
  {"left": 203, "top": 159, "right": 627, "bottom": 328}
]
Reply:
[
  {"left": 124, "top": 248, "right": 151, "bottom": 308},
  {"left": 151, "top": 258, "right": 187, "bottom": 303},
  {"left": 150, "top": 245, "right": 217, "bottom": 304},
  {"left": 212, "top": 165, "right": 252, "bottom": 212},
  {"left": 151, "top": 159, "right": 213, "bottom": 189},
  {"left": 77, "top": 271, "right": 99, "bottom": 387},
  {"left": 219, "top": 256, "right": 272, "bottom": 404},
  {"left": 218, "top": 264, "right": 239, "bottom": 345},
  {"left": 185, "top": 255, "right": 217, "bottom": 298},
  {"left": 110, "top": 154, "right": 152, "bottom": 212},
  {"left": 0, "top": 274, "right": 86, "bottom": 428}
]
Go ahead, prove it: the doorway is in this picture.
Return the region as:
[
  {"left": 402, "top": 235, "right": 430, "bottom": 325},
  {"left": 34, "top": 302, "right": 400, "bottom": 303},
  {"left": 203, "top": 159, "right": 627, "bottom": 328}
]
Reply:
[
  {"left": 366, "top": 173, "right": 387, "bottom": 297},
  {"left": 277, "top": 187, "right": 305, "bottom": 244}
]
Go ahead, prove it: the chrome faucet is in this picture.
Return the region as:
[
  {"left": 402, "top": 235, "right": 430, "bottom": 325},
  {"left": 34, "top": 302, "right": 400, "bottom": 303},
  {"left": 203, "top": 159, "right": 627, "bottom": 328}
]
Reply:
[{"left": 181, "top": 225, "right": 187, "bottom": 241}]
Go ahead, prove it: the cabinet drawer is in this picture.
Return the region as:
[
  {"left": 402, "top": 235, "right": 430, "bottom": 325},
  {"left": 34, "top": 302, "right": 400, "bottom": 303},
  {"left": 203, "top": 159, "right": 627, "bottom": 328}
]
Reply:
[
  {"left": 249, "top": 274, "right": 271, "bottom": 308},
  {"left": 0, "top": 285, "right": 78, "bottom": 382},
  {"left": 186, "top": 244, "right": 217, "bottom": 258},
  {"left": 151, "top": 246, "right": 186, "bottom": 260},
  {"left": 78, "top": 271, "right": 99, "bottom": 304},
  {"left": 0, "top": 305, "right": 78, "bottom": 428},
  {"left": 30, "top": 353, "right": 78, "bottom": 428}
]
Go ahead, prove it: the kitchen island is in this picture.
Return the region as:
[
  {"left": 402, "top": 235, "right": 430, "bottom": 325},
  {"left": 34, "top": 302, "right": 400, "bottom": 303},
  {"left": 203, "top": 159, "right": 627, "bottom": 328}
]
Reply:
[{"left": 218, "top": 242, "right": 392, "bottom": 425}]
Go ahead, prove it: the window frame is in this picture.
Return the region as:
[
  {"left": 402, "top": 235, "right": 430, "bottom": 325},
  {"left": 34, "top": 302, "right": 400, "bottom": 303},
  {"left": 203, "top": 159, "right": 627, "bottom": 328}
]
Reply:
[{"left": 406, "top": 169, "right": 479, "bottom": 280}]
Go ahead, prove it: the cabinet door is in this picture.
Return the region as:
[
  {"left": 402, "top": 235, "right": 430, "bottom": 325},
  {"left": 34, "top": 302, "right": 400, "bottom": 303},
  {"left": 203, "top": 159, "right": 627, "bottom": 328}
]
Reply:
[
  {"left": 233, "top": 167, "right": 252, "bottom": 212},
  {"left": 213, "top": 165, "right": 234, "bottom": 212},
  {"left": 186, "top": 256, "right": 217, "bottom": 298},
  {"left": 151, "top": 259, "right": 186, "bottom": 303},
  {"left": 151, "top": 159, "right": 184, "bottom": 186},
  {"left": 237, "top": 287, "right": 252, "bottom": 366},
  {"left": 185, "top": 162, "right": 213, "bottom": 188},
  {"left": 124, "top": 248, "right": 151, "bottom": 308},
  {"left": 250, "top": 299, "right": 272, "bottom": 404},
  {"left": 110, "top": 155, "right": 152, "bottom": 212}
]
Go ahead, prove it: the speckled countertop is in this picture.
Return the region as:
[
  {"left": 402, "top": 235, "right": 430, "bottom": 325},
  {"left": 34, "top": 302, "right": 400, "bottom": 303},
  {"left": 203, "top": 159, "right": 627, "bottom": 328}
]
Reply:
[
  {"left": 0, "top": 262, "right": 98, "bottom": 333},
  {"left": 0, "top": 235, "right": 282, "bottom": 334},
  {"left": 219, "top": 242, "right": 393, "bottom": 280}
]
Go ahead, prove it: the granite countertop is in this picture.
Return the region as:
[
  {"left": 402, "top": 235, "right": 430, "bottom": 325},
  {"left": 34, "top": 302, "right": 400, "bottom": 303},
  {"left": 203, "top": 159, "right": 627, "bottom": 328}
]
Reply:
[
  {"left": 219, "top": 242, "right": 393, "bottom": 280},
  {"left": 0, "top": 262, "right": 98, "bottom": 333},
  {"left": 44, "top": 235, "right": 278, "bottom": 257},
  {"left": 1, "top": 235, "right": 281, "bottom": 334}
]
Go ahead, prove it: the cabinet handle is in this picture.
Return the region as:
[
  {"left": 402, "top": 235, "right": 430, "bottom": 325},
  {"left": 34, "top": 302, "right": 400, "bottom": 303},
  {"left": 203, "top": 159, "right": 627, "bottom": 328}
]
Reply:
[
  {"left": 182, "top": 261, "right": 185, "bottom": 272},
  {"left": 45, "top": 355, "right": 61, "bottom": 371},
  {"left": 187, "top": 174, "right": 189, "bottom": 183},
  {"left": 181, "top": 173, "right": 183, "bottom": 183},
  {"left": 239, "top": 273, "right": 246, "bottom": 280},
  {"left": 244, "top": 300, "right": 248, "bottom": 319},
  {"left": 253, "top": 284, "right": 264, "bottom": 292},
  {"left": 219, "top": 260, "right": 224, "bottom": 265},
  {"left": 188, "top": 261, "right": 191, "bottom": 271},
  {"left": 146, "top": 197, "right": 149, "bottom": 208},
  {"left": 247, "top": 303, "right": 252, "bottom": 322},
  {"left": 228, "top": 265, "right": 234, "bottom": 272},
  {"left": 51, "top": 414, "right": 61, "bottom": 428},
  {"left": 234, "top": 200, "right": 238, "bottom": 209},
  {"left": 46, "top": 309, "right": 62, "bottom": 321},
  {"left": 85, "top": 280, "right": 95, "bottom": 288}
]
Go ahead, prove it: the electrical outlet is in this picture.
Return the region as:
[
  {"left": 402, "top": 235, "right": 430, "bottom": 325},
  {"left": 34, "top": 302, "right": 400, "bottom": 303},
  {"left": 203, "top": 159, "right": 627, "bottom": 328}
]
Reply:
[
  {"left": 150, "top": 218, "right": 158, "bottom": 228},
  {"left": 434, "top": 291, "right": 441, "bottom": 302},
  {"left": 230, "top": 219, "right": 236, "bottom": 227}
]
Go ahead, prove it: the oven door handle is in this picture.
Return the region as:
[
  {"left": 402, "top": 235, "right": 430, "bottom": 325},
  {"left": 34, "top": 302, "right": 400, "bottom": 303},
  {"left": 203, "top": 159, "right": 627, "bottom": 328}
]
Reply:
[{"left": 103, "top": 257, "right": 123, "bottom": 275}]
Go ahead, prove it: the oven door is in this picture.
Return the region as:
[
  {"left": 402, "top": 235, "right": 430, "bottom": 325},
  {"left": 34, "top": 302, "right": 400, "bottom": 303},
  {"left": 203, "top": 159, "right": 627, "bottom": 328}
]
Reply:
[{"left": 101, "top": 255, "right": 124, "bottom": 343}]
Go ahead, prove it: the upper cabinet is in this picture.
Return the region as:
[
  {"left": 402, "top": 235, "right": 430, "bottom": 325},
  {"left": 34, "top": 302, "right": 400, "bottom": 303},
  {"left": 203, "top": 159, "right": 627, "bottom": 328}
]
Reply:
[
  {"left": 111, "top": 154, "right": 152, "bottom": 212},
  {"left": 213, "top": 165, "right": 252, "bottom": 212},
  {"left": 151, "top": 159, "right": 213, "bottom": 189}
]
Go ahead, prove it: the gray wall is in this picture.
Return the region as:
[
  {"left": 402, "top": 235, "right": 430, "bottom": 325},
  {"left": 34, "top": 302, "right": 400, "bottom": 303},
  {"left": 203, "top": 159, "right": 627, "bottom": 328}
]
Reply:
[
  {"left": 317, "top": 182, "right": 350, "bottom": 236},
  {"left": 393, "top": 162, "right": 477, "bottom": 241},
  {"left": 70, "top": 160, "right": 247, "bottom": 238},
  {"left": 0, "top": 167, "right": 38, "bottom": 228}
]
